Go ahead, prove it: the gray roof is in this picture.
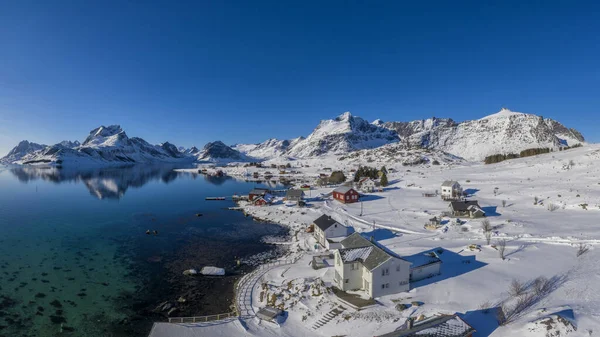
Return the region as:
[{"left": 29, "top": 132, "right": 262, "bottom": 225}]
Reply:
[
  {"left": 256, "top": 306, "right": 282, "bottom": 321},
  {"left": 313, "top": 215, "right": 341, "bottom": 231},
  {"left": 376, "top": 315, "right": 475, "bottom": 337},
  {"left": 339, "top": 233, "right": 405, "bottom": 271},
  {"left": 249, "top": 189, "right": 268, "bottom": 196},
  {"left": 449, "top": 200, "right": 480, "bottom": 212},
  {"left": 286, "top": 189, "right": 304, "bottom": 198},
  {"left": 403, "top": 250, "right": 442, "bottom": 269},
  {"left": 441, "top": 180, "right": 460, "bottom": 187},
  {"left": 333, "top": 186, "right": 355, "bottom": 194}
]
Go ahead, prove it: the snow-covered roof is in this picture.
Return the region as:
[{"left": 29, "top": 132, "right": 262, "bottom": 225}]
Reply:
[
  {"left": 376, "top": 314, "right": 475, "bottom": 337},
  {"left": 333, "top": 186, "right": 355, "bottom": 194},
  {"left": 338, "top": 246, "right": 373, "bottom": 263},
  {"left": 339, "top": 233, "right": 407, "bottom": 271},
  {"left": 441, "top": 180, "right": 459, "bottom": 187},
  {"left": 403, "top": 251, "right": 442, "bottom": 269}
]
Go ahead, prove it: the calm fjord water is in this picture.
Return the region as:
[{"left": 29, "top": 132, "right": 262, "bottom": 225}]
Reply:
[{"left": 0, "top": 165, "right": 285, "bottom": 337}]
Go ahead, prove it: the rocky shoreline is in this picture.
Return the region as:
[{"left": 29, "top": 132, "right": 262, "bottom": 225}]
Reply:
[{"left": 105, "top": 212, "right": 291, "bottom": 337}]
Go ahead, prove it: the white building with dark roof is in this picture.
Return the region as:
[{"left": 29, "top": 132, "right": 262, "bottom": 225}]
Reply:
[
  {"left": 334, "top": 233, "right": 412, "bottom": 298},
  {"left": 440, "top": 180, "right": 463, "bottom": 200},
  {"left": 312, "top": 215, "right": 349, "bottom": 249},
  {"left": 333, "top": 234, "right": 444, "bottom": 298}
]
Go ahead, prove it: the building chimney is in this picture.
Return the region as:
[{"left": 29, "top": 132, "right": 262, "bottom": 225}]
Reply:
[{"left": 407, "top": 317, "right": 414, "bottom": 329}]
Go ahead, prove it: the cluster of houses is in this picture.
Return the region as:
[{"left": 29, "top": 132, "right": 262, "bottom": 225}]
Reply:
[
  {"left": 440, "top": 180, "right": 485, "bottom": 218},
  {"left": 310, "top": 214, "right": 442, "bottom": 299}
]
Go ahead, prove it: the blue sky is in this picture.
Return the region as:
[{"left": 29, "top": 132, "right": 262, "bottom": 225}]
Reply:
[{"left": 0, "top": 0, "right": 599, "bottom": 155}]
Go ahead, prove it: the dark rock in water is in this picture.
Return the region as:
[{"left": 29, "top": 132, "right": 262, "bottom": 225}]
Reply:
[
  {"left": 49, "top": 315, "right": 66, "bottom": 324},
  {"left": 41, "top": 273, "right": 48, "bottom": 276},
  {"left": 77, "top": 293, "right": 86, "bottom": 298},
  {"left": 36, "top": 311, "right": 43, "bottom": 316},
  {"left": 55, "top": 309, "right": 63, "bottom": 315},
  {"left": 31, "top": 278, "right": 37, "bottom": 281},
  {"left": 41, "top": 279, "right": 50, "bottom": 283},
  {"left": 62, "top": 326, "right": 75, "bottom": 332},
  {"left": 0, "top": 295, "right": 17, "bottom": 310},
  {"left": 37, "top": 306, "right": 44, "bottom": 312},
  {"left": 101, "top": 282, "right": 109, "bottom": 286},
  {"left": 67, "top": 277, "right": 75, "bottom": 281},
  {"left": 0, "top": 324, "right": 6, "bottom": 329},
  {"left": 49, "top": 300, "right": 62, "bottom": 308},
  {"left": 35, "top": 293, "right": 46, "bottom": 298}
]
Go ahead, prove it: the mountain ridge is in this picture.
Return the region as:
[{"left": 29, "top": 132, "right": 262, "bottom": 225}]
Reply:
[{"left": 1, "top": 109, "right": 586, "bottom": 166}]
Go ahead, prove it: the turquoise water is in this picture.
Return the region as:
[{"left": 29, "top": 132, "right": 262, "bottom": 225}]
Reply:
[{"left": 0, "top": 165, "right": 285, "bottom": 337}]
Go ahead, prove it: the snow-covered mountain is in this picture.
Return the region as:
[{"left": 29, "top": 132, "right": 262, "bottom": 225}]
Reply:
[
  {"left": 2, "top": 125, "right": 193, "bottom": 166},
  {"left": 380, "top": 109, "right": 584, "bottom": 161},
  {"left": 197, "top": 141, "right": 247, "bottom": 162},
  {"left": 1, "top": 140, "right": 47, "bottom": 164},
  {"left": 233, "top": 137, "right": 304, "bottom": 160},
  {"left": 285, "top": 112, "right": 399, "bottom": 158}
]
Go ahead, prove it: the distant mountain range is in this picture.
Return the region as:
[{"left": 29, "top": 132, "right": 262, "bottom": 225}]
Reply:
[{"left": 1, "top": 108, "right": 585, "bottom": 166}]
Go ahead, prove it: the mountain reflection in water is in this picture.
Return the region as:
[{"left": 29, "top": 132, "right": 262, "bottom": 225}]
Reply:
[{"left": 9, "top": 165, "right": 233, "bottom": 199}]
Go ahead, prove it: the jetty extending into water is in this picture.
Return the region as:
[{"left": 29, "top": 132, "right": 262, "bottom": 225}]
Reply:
[{"left": 205, "top": 197, "right": 226, "bottom": 200}]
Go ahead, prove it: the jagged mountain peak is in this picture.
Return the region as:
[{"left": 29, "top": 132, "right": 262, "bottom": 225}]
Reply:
[
  {"left": 198, "top": 141, "right": 245, "bottom": 162},
  {"left": 335, "top": 111, "right": 353, "bottom": 121},
  {"left": 82, "top": 125, "right": 128, "bottom": 147}
]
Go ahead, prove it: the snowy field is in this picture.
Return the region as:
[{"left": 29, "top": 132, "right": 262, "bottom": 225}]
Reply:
[{"left": 158, "top": 144, "right": 600, "bottom": 337}]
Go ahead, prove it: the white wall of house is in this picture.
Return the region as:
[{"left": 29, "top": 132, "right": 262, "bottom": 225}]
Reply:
[
  {"left": 370, "top": 258, "right": 411, "bottom": 297},
  {"left": 441, "top": 183, "right": 462, "bottom": 198},
  {"left": 315, "top": 223, "right": 348, "bottom": 248},
  {"left": 334, "top": 252, "right": 411, "bottom": 298},
  {"left": 410, "top": 262, "right": 441, "bottom": 282}
]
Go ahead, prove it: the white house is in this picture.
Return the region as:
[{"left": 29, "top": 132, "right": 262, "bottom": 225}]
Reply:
[
  {"left": 333, "top": 233, "right": 442, "bottom": 298},
  {"left": 357, "top": 177, "right": 376, "bottom": 193},
  {"left": 440, "top": 181, "right": 463, "bottom": 200},
  {"left": 313, "top": 215, "right": 349, "bottom": 249}
]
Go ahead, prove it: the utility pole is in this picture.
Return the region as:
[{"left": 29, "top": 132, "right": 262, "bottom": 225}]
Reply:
[{"left": 360, "top": 201, "right": 363, "bottom": 216}]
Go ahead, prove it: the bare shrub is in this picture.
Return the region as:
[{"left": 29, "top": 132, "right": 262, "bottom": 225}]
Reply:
[
  {"left": 481, "top": 219, "right": 493, "bottom": 245},
  {"left": 502, "top": 200, "right": 506, "bottom": 207},
  {"left": 508, "top": 279, "right": 525, "bottom": 297},
  {"left": 478, "top": 300, "right": 492, "bottom": 314},
  {"left": 484, "top": 231, "right": 492, "bottom": 245},
  {"left": 548, "top": 203, "right": 559, "bottom": 212},
  {"left": 497, "top": 239, "right": 507, "bottom": 260},
  {"left": 577, "top": 243, "right": 590, "bottom": 257},
  {"left": 532, "top": 276, "right": 548, "bottom": 296},
  {"left": 533, "top": 196, "right": 539, "bottom": 205}
]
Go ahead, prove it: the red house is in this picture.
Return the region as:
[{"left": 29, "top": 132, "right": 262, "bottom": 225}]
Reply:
[
  {"left": 253, "top": 197, "right": 269, "bottom": 206},
  {"left": 332, "top": 186, "right": 359, "bottom": 204}
]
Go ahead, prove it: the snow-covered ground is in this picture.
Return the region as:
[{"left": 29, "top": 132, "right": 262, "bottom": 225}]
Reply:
[{"left": 156, "top": 144, "right": 600, "bottom": 337}]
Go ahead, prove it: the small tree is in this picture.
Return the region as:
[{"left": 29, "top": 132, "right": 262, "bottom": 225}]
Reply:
[
  {"left": 497, "top": 239, "right": 507, "bottom": 260},
  {"left": 380, "top": 172, "right": 389, "bottom": 187},
  {"left": 508, "top": 279, "right": 525, "bottom": 297},
  {"left": 481, "top": 219, "right": 493, "bottom": 245},
  {"left": 286, "top": 163, "right": 291, "bottom": 168},
  {"left": 329, "top": 171, "right": 346, "bottom": 184},
  {"left": 502, "top": 200, "right": 507, "bottom": 208},
  {"left": 380, "top": 166, "right": 388, "bottom": 175},
  {"left": 533, "top": 196, "right": 539, "bottom": 205},
  {"left": 577, "top": 243, "right": 590, "bottom": 257}
]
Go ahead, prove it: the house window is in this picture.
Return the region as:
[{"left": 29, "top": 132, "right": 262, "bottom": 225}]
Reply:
[
  {"left": 345, "top": 279, "right": 349, "bottom": 284},
  {"left": 351, "top": 262, "right": 359, "bottom": 270},
  {"left": 385, "top": 283, "right": 389, "bottom": 288},
  {"left": 396, "top": 266, "right": 400, "bottom": 272},
  {"left": 381, "top": 268, "right": 389, "bottom": 276},
  {"left": 381, "top": 284, "right": 385, "bottom": 289},
  {"left": 334, "top": 224, "right": 337, "bottom": 228},
  {"left": 346, "top": 195, "right": 349, "bottom": 200}
]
